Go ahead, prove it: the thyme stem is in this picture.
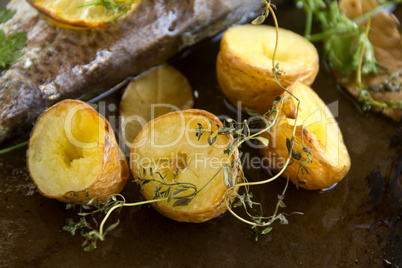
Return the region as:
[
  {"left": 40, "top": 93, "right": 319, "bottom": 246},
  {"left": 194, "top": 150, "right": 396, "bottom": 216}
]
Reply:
[
  {"left": 356, "top": 15, "right": 370, "bottom": 88},
  {"left": 98, "top": 198, "right": 167, "bottom": 236},
  {"left": 353, "top": 0, "right": 402, "bottom": 25},
  {"left": 0, "top": 141, "right": 28, "bottom": 155},
  {"left": 221, "top": 0, "right": 302, "bottom": 230}
]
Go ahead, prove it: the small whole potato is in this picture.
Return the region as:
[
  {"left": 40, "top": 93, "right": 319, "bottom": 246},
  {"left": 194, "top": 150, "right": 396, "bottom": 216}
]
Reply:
[
  {"left": 130, "top": 109, "right": 240, "bottom": 223},
  {"left": 27, "top": 99, "right": 129, "bottom": 203},
  {"left": 260, "top": 81, "right": 351, "bottom": 190},
  {"left": 217, "top": 24, "right": 319, "bottom": 114}
]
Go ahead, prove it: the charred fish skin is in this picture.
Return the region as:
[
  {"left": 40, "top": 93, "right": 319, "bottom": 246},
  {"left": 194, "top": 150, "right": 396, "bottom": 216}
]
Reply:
[{"left": 0, "top": 0, "right": 262, "bottom": 144}]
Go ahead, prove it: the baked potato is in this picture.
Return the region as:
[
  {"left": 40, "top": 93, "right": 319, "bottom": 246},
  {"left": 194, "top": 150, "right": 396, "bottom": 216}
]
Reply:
[
  {"left": 120, "top": 63, "right": 194, "bottom": 146},
  {"left": 217, "top": 24, "right": 319, "bottom": 114},
  {"left": 130, "top": 109, "right": 239, "bottom": 223},
  {"left": 27, "top": 99, "right": 129, "bottom": 203},
  {"left": 260, "top": 81, "right": 351, "bottom": 190}
]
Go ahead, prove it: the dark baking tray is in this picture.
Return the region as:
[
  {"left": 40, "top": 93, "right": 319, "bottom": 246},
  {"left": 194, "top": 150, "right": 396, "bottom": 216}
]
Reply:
[{"left": 0, "top": 1, "right": 401, "bottom": 267}]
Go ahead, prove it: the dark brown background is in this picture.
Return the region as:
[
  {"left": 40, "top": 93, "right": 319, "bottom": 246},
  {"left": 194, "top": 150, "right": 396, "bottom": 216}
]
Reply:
[{"left": 0, "top": 0, "right": 401, "bottom": 267}]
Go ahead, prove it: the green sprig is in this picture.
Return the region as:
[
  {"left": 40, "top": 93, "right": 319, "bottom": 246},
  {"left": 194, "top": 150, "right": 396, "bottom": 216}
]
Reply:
[
  {"left": 0, "top": 7, "right": 16, "bottom": 23},
  {"left": 299, "top": 0, "right": 402, "bottom": 111},
  {"left": 0, "top": 8, "right": 27, "bottom": 70},
  {"left": 77, "top": 0, "right": 140, "bottom": 24},
  {"left": 299, "top": 0, "right": 378, "bottom": 76},
  {"left": 0, "top": 141, "right": 28, "bottom": 155},
  {"left": 63, "top": 0, "right": 306, "bottom": 249}
]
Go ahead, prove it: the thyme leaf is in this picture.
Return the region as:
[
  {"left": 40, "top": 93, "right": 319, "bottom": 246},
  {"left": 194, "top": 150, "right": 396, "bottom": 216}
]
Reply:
[{"left": 77, "top": 0, "right": 140, "bottom": 24}]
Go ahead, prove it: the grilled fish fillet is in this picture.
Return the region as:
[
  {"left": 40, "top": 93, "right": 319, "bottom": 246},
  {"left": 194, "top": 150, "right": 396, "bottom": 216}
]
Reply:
[{"left": 0, "top": 0, "right": 262, "bottom": 144}]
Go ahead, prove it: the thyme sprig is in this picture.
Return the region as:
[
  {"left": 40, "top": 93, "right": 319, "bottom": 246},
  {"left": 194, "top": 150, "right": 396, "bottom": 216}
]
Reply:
[
  {"left": 62, "top": 169, "right": 200, "bottom": 251},
  {"left": 135, "top": 168, "right": 198, "bottom": 207},
  {"left": 286, "top": 138, "right": 311, "bottom": 189},
  {"left": 77, "top": 0, "right": 140, "bottom": 24},
  {"left": 50, "top": 0, "right": 308, "bottom": 248},
  {"left": 195, "top": 0, "right": 308, "bottom": 240},
  {"left": 195, "top": 96, "right": 297, "bottom": 238},
  {"left": 195, "top": 98, "right": 311, "bottom": 240}
]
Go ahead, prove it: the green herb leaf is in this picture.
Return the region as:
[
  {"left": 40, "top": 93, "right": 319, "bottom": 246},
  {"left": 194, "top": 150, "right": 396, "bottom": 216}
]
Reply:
[
  {"left": 77, "top": 0, "right": 139, "bottom": 24},
  {"left": 105, "top": 219, "right": 120, "bottom": 234},
  {"left": 272, "top": 96, "right": 281, "bottom": 106},
  {"left": 245, "top": 107, "right": 260, "bottom": 116},
  {"left": 84, "top": 241, "right": 97, "bottom": 252},
  {"left": 252, "top": 15, "right": 266, "bottom": 25},
  {"left": 302, "top": 0, "right": 378, "bottom": 76},
  {"left": 277, "top": 214, "right": 289, "bottom": 225},
  {"left": 0, "top": 7, "right": 16, "bottom": 24},
  {"left": 223, "top": 163, "right": 234, "bottom": 187},
  {"left": 173, "top": 198, "right": 192, "bottom": 207},
  {"left": 254, "top": 136, "right": 269, "bottom": 146},
  {"left": 0, "top": 30, "right": 27, "bottom": 69},
  {"left": 261, "top": 227, "right": 273, "bottom": 235}
]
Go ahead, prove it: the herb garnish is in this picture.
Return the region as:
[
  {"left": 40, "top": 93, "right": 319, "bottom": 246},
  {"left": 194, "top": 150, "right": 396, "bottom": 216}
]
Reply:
[
  {"left": 298, "top": 0, "right": 402, "bottom": 111},
  {"left": 355, "top": 15, "right": 402, "bottom": 110},
  {"left": 0, "top": 7, "right": 27, "bottom": 70},
  {"left": 299, "top": 0, "right": 378, "bottom": 76},
  {"left": 0, "top": 7, "right": 16, "bottom": 23},
  {"left": 0, "top": 31, "right": 27, "bottom": 69},
  {"left": 77, "top": 0, "right": 140, "bottom": 24},
  {"left": 63, "top": 170, "right": 200, "bottom": 251},
  {"left": 61, "top": 0, "right": 309, "bottom": 248}
]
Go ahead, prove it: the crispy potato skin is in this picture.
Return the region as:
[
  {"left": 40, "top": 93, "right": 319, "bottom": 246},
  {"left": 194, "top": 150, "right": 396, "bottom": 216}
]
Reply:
[
  {"left": 261, "top": 123, "right": 350, "bottom": 190},
  {"left": 260, "top": 82, "right": 351, "bottom": 190},
  {"left": 130, "top": 109, "right": 239, "bottom": 223},
  {"left": 217, "top": 24, "right": 319, "bottom": 114},
  {"left": 27, "top": 99, "right": 129, "bottom": 203}
]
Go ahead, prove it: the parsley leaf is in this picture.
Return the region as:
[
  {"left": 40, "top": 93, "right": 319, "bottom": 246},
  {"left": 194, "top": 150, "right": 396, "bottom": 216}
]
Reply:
[
  {"left": 0, "top": 30, "right": 27, "bottom": 69},
  {"left": 300, "top": 0, "right": 378, "bottom": 76},
  {"left": 0, "top": 7, "right": 16, "bottom": 24},
  {"left": 0, "top": 7, "right": 26, "bottom": 69}
]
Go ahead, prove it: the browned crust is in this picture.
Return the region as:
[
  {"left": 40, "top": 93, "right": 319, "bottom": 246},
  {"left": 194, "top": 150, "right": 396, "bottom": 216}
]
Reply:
[
  {"left": 27, "top": 99, "right": 129, "bottom": 203},
  {"left": 259, "top": 83, "right": 351, "bottom": 190},
  {"left": 216, "top": 25, "right": 319, "bottom": 114}
]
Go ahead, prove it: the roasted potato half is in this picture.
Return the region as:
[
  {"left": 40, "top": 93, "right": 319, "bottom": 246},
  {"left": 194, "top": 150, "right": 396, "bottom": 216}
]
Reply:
[
  {"left": 260, "top": 81, "right": 351, "bottom": 190},
  {"left": 217, "top": 24, "right": 319, "bottom": 114},
  {"left": 120, "top": 63, "right": 194, "bottom": 146},
  {"left": 130, "top": 109, "right": 239, "bottom": 223},
  {"left": 27, "top": 99, "right": 129, "bottom": 203}
]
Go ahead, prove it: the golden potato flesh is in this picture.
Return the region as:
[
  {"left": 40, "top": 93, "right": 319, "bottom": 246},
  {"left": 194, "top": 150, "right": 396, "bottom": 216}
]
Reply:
[
  {"left": 260, "top": 81, "right": 351, "bottom": 190},
  {"left": 217, "top": 24, "right": 319, "bottom": 114},
  {"left": 27, "top": 99, "right": 129, "bottom": 203},
  {"left": 120, "top": 64, "right": 194, "bottom": 146},
  {"left": 130, "top": 109, "right": 239, "bottom": 223}
]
